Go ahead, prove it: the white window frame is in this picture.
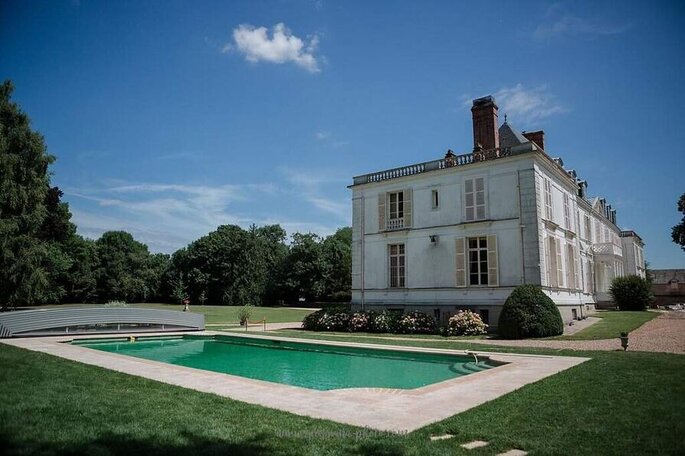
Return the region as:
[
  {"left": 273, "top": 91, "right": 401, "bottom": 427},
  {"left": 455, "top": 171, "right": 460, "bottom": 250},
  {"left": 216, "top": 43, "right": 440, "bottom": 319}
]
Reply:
[
  {"left": 388, "top": 243, "right": 405, "bottom": 288},
  {"left": 431, "top": 189, "right": 439, "bottom": 210},
  {"left": 388, "top": 191, "right": 404, "bottom": 220},
  {"left": 464, "top": 176, "right": 486, "bottom": 222},
  {"left": 467, "top": 237, "right": 489, "bottom": 286}
]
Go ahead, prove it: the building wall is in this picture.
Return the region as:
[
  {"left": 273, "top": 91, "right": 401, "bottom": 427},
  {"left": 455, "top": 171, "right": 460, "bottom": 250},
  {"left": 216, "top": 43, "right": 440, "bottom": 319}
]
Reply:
[{"left": 350, "top": 153, "right": 594, "bottom": 326}]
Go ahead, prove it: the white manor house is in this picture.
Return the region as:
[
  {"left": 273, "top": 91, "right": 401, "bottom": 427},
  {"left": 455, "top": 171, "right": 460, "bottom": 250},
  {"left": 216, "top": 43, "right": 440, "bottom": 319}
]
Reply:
[{"left": 349, "top": 95, "right": 646, "bottom": 327}]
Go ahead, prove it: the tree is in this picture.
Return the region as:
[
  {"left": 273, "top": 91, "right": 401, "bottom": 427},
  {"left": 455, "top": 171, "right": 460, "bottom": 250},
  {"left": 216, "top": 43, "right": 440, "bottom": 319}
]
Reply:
[
  {"left": 672, "top": 193, "right": 685, "bottom": 251},
  {"left": 95, "top": 231, "right": 152, "bottom": 302},
  {"left": 610, "top": 275, "right": 653, "bottom": 310},
  {"left": 280, "top": 233, "right": 327, "bottom": 302},
  {"left": 322, "top": 227, "right": 352, "bottom": 301},
  {"left": 0, "top": 81, "right": 57, "bottom": 309}
]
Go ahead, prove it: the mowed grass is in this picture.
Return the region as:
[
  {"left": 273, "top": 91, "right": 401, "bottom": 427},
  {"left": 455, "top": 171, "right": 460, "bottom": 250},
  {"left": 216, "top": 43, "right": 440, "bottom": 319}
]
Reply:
[
  {"left": 39, "top": 303, "right": 316, "bottom": 325},
  {"left": 1, "top": 338, "right": 684, "bottom": 455},
  {"left": 559, "top": 310, "right": 660, "bottom": 340}
]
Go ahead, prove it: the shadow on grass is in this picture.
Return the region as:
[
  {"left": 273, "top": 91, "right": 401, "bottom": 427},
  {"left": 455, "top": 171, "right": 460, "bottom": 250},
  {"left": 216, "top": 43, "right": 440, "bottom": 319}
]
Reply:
[{"left": 0, "top": 431, "right": 406, "bottom": 456}]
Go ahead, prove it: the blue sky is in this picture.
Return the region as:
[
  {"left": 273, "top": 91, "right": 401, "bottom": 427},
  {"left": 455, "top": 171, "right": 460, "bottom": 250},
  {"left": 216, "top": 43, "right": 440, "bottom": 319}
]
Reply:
[{"left": 1, "top": 0, "right": 683, "bottom": 268}]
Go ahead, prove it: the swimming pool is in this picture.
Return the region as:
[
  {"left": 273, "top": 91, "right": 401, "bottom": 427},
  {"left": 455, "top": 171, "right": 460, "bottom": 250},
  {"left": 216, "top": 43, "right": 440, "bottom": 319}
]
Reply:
[{"left": 73, "top": 334, "right": 502, "bottom": 390}]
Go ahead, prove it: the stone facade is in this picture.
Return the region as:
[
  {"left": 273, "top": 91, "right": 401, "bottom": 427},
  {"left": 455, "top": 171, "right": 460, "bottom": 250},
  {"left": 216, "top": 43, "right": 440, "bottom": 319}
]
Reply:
[{"left": 349, "top": 95, "right": 646, "bottom": 328}]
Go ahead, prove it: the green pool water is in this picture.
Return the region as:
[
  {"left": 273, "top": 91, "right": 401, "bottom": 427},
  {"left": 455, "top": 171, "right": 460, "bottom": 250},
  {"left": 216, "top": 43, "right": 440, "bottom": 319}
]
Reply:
[{"left": 73, "top": 335, "right": 500, "bottom": 390}]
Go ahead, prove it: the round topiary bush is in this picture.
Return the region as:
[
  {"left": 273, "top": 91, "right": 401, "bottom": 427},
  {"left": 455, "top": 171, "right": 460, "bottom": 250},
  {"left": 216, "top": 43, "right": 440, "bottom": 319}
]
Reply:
[
  {"left": 610, "top": 275, "right": 653, "bottom": 310},
  {"left": 498, "top": 285, "right": 564, "bottom": 339},
  {"left": 446, "top": 310, "right": 488, "bottom": 336}
]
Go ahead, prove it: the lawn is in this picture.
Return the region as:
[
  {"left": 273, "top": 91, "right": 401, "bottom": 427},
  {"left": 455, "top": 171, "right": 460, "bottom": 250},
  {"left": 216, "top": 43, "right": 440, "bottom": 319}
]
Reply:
[
  {"left": 559, "top": 310, "right": 660, "bottom": 340},
  {"left": 39, "top": 303, "right": 316, "bottom": 325},
  {"left": 1, "top": 336, "right": 684, "bottom": 455}
]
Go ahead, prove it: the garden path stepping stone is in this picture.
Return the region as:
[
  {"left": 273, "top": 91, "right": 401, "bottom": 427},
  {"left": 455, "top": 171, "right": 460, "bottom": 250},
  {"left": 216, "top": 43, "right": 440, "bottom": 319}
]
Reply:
[
  {"left": 460, "top": 440, "right": 489, "bottom": 450},
  {"left": 496, "top": 450, "right": 528, "bottom": 456},
  {"left": 429, "top": 434, "right": 454, "bottom": 441}
]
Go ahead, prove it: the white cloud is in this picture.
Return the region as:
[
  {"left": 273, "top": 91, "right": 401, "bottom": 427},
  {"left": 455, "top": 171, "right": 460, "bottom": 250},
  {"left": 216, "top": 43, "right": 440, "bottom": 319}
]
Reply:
[
  {"left": 280, "top": 167, "right": 350, "bottom": 222},
  {"left": 471, "top": 84, "right": 565, "bottom": 124},
  {"left": 534, "top": 12, "right": 630, "bottom": 40},
  {"left": 227, "top": 23, "right": 321, "bottom": 73},
  {"left": 65, "top": 177, "right": 346, "bottom": 253}
]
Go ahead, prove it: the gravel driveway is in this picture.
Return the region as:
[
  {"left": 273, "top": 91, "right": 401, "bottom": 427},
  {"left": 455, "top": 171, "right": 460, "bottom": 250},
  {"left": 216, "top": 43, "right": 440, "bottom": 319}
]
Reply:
[{"left": 466, "top": 311, "right": 685, "bottom": 354}]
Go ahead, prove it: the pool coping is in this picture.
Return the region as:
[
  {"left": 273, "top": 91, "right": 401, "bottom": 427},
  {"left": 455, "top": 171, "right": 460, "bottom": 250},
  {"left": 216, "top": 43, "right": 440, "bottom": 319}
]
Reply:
[{"left": 1, "top": 331, "right": 589, "bottom": 433}]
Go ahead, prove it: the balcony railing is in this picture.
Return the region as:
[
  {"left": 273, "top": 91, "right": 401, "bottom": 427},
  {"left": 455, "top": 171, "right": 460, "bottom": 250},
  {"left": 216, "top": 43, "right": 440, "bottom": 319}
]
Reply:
[
  {"left": 386, "top": 217, "right": 405, "bottom": 230},
  {"left": 592, "top": 243, "right": 623, "bottom": 257},
  {"left": 352, "top": 147, "right": 512, "bottom": 185}
]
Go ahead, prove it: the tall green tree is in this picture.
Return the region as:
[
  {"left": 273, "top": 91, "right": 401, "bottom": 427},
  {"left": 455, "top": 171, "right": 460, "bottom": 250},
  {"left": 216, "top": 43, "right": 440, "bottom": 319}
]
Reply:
[
  {"left": 322, "top": 227, "right": 352, "bottom": 301},
  {"left": 0, "top": 81, "right": 58, "bottom": 308},
  {"left": 95, "top": 231, "right": 152, "bottom": 302},
  {"left": 672, "top": 193, "right": 685, "bottom": 251}
]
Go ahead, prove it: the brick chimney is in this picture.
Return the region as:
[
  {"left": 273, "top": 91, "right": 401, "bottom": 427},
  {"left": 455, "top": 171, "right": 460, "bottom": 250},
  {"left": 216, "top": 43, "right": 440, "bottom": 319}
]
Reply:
[
  {"left": 523, "top": 130, "right": 545, "bottom": 150},
  {"left": 471, "top": 96, "right": 499, "bottom": 151}
]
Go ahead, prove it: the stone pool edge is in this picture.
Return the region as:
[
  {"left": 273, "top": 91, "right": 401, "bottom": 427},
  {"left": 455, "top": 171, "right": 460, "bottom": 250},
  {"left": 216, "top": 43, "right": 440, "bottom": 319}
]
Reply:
[{"left": 1, "top": 331, "right": 589, "bottom": 433}]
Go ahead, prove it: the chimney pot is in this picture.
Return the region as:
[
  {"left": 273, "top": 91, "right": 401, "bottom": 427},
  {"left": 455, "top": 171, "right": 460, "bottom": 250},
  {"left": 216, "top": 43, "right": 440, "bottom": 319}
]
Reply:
[{"left": 471, "top": 96, "right": 500, "bottom": 151}]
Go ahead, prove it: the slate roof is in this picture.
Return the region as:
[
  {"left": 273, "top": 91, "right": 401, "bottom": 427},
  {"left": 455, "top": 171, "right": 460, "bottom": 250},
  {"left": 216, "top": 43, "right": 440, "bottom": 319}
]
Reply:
[{"left": 499, "top": 121, "right": 529, "bottom": 149}]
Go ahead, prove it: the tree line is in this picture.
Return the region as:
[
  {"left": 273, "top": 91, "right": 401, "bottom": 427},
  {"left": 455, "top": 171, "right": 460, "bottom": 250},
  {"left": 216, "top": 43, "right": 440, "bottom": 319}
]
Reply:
[{"left": 0, "top": 81, "right": 351, "bottom": 309}]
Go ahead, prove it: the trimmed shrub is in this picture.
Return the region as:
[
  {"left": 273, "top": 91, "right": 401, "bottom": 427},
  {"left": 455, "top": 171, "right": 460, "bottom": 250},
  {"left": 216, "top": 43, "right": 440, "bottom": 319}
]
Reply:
[
  {"left": 348, "top": 311, "right": 371, "bottom": 332},
  {"left": 301, "top": 309, "right": 325, "bottom": 330},
  {"left": 446, "top": 310, "right": 488, "bottom": 336},
  {"left": 498, "top": 285, "right": 563, "bottom": 339},
  {"left": 368, "top": 310, "right": 398, "bottom": 333},
  {"left": 396, "top": 311, "right": 438, "bottom": 334},
  {"left": 610, "top": 275, "right": 653, "bottom": 310},
  {"left": 302, "top": 308, "right": 349, "bottom": 331}
]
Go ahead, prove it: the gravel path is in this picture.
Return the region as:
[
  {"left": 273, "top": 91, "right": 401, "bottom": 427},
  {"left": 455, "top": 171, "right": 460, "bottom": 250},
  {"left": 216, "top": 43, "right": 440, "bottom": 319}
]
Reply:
[{"left": 466, "top": 311, "right": 685, "bottom": 354}]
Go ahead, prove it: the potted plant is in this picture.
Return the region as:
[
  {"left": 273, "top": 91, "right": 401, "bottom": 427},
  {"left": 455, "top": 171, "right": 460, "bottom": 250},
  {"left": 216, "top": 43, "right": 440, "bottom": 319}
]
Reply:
[{"left": 619, "top": 331, "right": 629, "bottom": 351}]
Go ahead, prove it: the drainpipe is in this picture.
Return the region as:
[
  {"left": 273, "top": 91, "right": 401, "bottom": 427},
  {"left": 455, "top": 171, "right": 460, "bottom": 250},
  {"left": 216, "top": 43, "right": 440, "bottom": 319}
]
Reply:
[{"left": 517, "top": 170, "right": 526, "bottom": 284}]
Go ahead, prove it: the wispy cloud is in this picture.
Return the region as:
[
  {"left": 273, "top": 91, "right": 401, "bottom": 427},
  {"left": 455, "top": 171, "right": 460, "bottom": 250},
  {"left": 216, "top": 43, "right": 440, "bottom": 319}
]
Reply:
[
  {"left": 534, "top": 7, "right": 630, "bottom": 40},
  {"left": 225, "top": 23, "right": 321, "bottom": 73},
  {"left": 280, "top": 167, "right": 350, "bottom": 222},
  {"left": 65, "top": 177, "right": 345, "bottom": 253},
  {"left": 494, "top": 84, "right": 565, "bottom": 122},
  {"left": 463, "top": 84, "right": 565, "bottom": 124}
]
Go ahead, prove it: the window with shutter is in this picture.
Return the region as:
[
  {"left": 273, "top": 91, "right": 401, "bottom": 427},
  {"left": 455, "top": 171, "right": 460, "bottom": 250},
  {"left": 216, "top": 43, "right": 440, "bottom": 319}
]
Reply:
[
  {"left": 464, "top": 177, "right": 486, "bottom": 221},
  {"left": 566, "top": 244, "right": 575, "bottom": 290},
  {"left": 556, "top": 239, "right": 564, "bottom": 288},
  {"left": 386, "top": 191, "right": 405, "bottom": 230},
  {"left": 547, "top": 237, "right": 557, "bottom": 287},
  {"left": 455, "top": 237, "right": 466, "bottom": 287},
  {"left": 467, "top": 237, "right": 489, "bottom": 286},
  {"left": 403, "top": 189, "right": 412, "bottom": 228},
  {"left": 378, "top": 192, "right": 386, "bottom": 231},
  {"left": 487, "top": 235, "right": 498, "bottom": 287},
  {"left": 544, "top": 178, "right": 553, "bottom": 220},
  {"left": 563, "top": 194, "right": 572, "bottom": 230}
]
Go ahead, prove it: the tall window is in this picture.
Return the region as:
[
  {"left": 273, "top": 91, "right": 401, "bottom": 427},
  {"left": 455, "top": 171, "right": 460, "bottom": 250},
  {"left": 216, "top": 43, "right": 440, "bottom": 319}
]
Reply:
[
  {"left": 563, "top": 194, "right": 572, "bottom": 230},
  {"left": 388, "top": 244, "right": 405, "bottom": 288},
  {"left": 468, "top": 237, "right": 488, "bottom": 285},
  {"left": 465, "top": 177, "right": 485, "bottom": 221},
  {"left": 547, "top": 237, "right": 564, "bottom": 288},
  {"left": 388, "top": 192, "right": 404, "bottom": 220},
  {"left": 431, "top": 189, "right": 439, "bottom": 209},
  {"left": 566, "top": 244, "right": 576, "bottom": 290},
  {"left": 543, "top": 178, "right": 553, "bottom": 220},
  {"left": 584, "top": 215, "right": 591, "bottom": 241}
]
